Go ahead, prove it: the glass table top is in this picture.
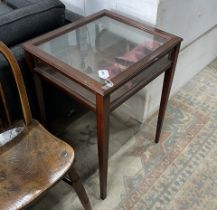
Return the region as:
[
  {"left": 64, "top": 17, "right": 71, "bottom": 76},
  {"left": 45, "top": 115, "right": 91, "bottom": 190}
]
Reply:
[{"left": 38, "top": 16, "right": 166, "bottom": 84}]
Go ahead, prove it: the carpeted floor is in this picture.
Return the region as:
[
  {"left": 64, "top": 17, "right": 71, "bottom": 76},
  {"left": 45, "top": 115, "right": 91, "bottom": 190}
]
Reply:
[{"left": 29, "top": 58, "right": 217, "bottom": 210}]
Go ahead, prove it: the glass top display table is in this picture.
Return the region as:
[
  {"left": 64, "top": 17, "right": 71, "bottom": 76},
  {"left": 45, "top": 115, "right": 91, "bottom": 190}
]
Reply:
[{"left": 23, "top": 10, "right": 182, "bottom": 199}]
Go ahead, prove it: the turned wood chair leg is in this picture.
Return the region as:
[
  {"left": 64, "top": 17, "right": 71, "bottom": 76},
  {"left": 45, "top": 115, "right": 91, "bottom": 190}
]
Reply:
[{"left": 68, "top": 167, "right": 92, "bottom": 210}]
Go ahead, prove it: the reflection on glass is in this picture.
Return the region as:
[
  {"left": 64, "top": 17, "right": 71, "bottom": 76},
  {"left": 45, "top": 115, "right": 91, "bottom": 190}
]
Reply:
[{"left": 38, "top": 16, "right": 166, "bottom": 84}]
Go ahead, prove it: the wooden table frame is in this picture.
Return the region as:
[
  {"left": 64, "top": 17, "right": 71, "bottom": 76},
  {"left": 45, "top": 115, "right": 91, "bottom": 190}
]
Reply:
[{"left": 23, "top": 10, "right": 182, "bottom": 199}]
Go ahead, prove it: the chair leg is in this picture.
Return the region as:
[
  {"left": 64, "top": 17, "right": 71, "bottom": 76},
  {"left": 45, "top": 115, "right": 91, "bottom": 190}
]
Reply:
[{"left": 68, "top": 166, "right": 92, "bottom": 210}]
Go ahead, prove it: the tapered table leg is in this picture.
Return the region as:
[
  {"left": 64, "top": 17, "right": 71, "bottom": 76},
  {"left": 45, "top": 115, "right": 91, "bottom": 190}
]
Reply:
[
  {"left": 25, "top": 51, "right": 47, "bottom": 126},
  {"left": 155, "top": 44, "right": 181, "bottom": 143},
  {"left": 96, "top": 94, "right": 110, "bottom": 199},
  {"left": 33, "top": 74, "right": 47, "bottom": 126}
]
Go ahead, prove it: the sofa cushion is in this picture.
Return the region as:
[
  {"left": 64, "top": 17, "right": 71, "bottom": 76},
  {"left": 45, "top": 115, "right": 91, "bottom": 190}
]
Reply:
[
  {"left": 6, "top": 0, "right": 40, "bottom": 9},
  {"left": 0, "top": 2, "right": 14, "bottom": 15},
  {"left": 0, "top": 0, "right": 65, "bottom": 47}
]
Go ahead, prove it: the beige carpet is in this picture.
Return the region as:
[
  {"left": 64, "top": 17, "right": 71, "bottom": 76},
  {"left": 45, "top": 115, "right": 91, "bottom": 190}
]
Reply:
[{"left": 29, "top": 58, "right": 217, "bottom": 210}]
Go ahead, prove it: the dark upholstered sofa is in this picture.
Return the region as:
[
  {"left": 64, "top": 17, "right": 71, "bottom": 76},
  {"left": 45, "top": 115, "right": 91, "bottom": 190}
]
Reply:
[{"left": 0, "top": 0, "right": 82, "bottom": 122}]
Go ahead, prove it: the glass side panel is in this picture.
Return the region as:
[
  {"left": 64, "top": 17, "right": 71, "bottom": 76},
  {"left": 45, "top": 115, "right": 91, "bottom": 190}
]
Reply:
[
  {"left": 34, "top": 63, "right": 96, "bottom": 108},
  {"left": 38, "top": 16, "right": 166, "bottom": 84},
  {"left": 110, "top": 54, "right": 170, "bottom": 105}
]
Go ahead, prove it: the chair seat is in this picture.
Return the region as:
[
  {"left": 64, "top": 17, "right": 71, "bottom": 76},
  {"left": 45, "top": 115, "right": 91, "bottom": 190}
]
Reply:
[{"left": 0, "top": 120, "right": 74, "bottom": 210}]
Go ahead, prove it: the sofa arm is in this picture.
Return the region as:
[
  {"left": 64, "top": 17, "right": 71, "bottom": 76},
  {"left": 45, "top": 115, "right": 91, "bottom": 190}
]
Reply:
[
  {"left": 65, "top": 9, "right": 83, "bottom": 23},
  {"left": 0, "top": 0, "right": 65, "bottom": 47}
]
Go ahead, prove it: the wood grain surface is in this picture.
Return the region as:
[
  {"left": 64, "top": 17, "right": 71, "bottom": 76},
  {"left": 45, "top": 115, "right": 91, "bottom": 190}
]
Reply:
[{"left": 0, "top": 120, "right": 74, "bottom": 209}]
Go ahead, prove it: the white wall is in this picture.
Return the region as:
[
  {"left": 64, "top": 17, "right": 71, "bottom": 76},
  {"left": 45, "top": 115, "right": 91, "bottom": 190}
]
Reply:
[
  {"left": 140, "top": 0, "right": 217, "bottom": 120},
  {"left": 61, "top": 0, "right": 159, "bottom": 24},
  {"left": 64, "top": 0, "right": 217, "bottom": 48},
  {"left": 157, "top": 0, "right": 217, "bottom": 48},
  {"left": 61, "top": 0, "right": 217, "bottom": 122},
  {"left": 60, "top": 0, "right": 85, "bottom": 14}
]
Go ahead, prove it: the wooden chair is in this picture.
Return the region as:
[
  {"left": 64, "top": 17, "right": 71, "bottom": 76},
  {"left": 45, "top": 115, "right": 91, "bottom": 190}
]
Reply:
[{"left": 0, "top": 41, "right": 92, "bottom": 210}]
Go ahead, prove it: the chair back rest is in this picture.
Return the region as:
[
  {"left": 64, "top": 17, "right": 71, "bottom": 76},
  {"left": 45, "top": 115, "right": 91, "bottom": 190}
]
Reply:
[
  {"left": 0, "top": 41, "right": 32, "bottom": 125},
  {"left": 0, "top": 82, "right": 11, "bottom": 130}
]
